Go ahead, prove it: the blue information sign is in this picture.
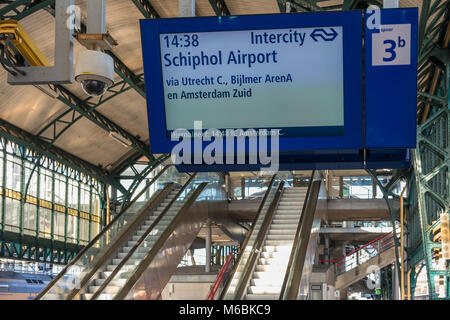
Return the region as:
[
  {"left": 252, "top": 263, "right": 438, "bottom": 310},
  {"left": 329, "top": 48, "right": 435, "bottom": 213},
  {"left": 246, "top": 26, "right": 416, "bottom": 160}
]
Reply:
[{"left": 140, "top": 8, "right": 417, "bottom": 172}]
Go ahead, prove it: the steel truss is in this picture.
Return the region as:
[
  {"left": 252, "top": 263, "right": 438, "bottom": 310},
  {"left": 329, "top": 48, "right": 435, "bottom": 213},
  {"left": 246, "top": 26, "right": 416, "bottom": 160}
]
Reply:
[
  {"left": 411, "top": 71, "right": 449, "bottom": 299},
  {"left": 208, "top": 0, "right": 230, "bottom": 16},
  {"left": 0, "top": 0, "right": 163, "bottom": 209},
  {"left": 0, "top": 0, "right": 152, "bottom": 160},
  {"left": 0, "top": 234, "right": 79, "bottom": 265},
  {"left": 408, "top": 0, "right": 450, "bottom": 300}
]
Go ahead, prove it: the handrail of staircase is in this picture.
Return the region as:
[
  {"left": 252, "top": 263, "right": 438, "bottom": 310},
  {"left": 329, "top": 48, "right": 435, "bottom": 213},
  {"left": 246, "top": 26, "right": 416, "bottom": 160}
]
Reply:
[
  {"left": 36, "top": 163, "right": 174, "bottom": 300},
  {"left": 279, "top": 171, "right": 321, "bottom": 300},
  {"left": 232, "top": 180, "right": 285, "bottom": 300},
  {"left": 206, "top": 252, "right": 235, "bottom": 300},
  {"left": 113, "top": 181, "right": 208, "bottom": 300},
  {"left": 319, "top": 227, "right": 399, "bottom": 264},
  {"left": 218, "top": 175, "right": 277, "bottom": 299},
  {"left": 66, "top": 183, "right": 176, "bottom": 300},
  {"left": 89, "top": 174, "right": 198, "bottom": 300}
]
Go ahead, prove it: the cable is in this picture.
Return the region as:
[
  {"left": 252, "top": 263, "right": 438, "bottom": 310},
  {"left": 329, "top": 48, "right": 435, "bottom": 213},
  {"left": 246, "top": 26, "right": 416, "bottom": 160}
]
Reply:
[{"left": 0, "top": 39, "right": 26, "bottom": 76}]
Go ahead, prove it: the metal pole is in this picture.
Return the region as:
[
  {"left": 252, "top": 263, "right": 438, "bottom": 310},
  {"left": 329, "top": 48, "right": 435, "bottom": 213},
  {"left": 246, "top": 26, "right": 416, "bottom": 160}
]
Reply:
[
  {"left": 400, "top": 181, "right": 408, "bottom": 300},
  {"left": 87, "top": 0, "right": 106, "bottom": 34},
  {"left": 206, "top": 219, "right": 212, "bottom": 273},
  {"left": 324, "top": 235, "right": 330, "bottom": 264},
  {"left": 179, "top": 0, "right": 195, "bottom": 17}
]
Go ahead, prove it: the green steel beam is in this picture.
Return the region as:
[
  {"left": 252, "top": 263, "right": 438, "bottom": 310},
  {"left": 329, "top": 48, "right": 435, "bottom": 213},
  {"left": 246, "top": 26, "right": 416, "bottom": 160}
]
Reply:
[
  {"left": 0, "top": 233, "right": 80, "bottom": 264},
  {"left": 0, "top": 0, "right": 54, "bottom": 20},
  {"left": 209, "top": 0, "right": 231, "bottom": 16},
  {"left": 51, "top": 84, "right": 154, "bottom": 162},
  {"left": 131, "top": 0, "right": 160, "bottom": 19},
  {"left": 277, "top": 0, "right": 323, "bottom": 12},
  {"left": 367, "top": 170, "right": 405, "bottom": 289},
  {"left": 0, "top": 118, "right": 126, "bottom": 193},
  {"left": 117, "top": 154, "right": 170, "bottom": 207},
  {"left": 35, "top": 81, "right": 132, "bottom": 146}
]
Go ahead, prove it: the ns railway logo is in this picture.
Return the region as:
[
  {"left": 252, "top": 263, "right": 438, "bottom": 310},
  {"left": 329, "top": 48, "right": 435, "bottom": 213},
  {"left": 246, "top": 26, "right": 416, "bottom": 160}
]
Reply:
[{"left": 310, "top": 28, "right": 339, "bottom": 42}]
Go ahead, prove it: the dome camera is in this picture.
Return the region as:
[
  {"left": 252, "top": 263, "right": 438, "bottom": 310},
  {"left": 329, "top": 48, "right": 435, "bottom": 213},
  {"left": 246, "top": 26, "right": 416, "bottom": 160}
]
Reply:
[{"left": 75, "top": 50, "right": 114, "bottom": 97}]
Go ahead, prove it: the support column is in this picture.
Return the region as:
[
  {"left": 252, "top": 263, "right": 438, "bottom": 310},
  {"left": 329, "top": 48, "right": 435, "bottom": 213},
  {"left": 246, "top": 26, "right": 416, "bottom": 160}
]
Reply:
[
  {"left": 383, "top": 0, "right": 399, "bottom": 8},
  {"left": 179, "top": 0, "right": 195, "bottom": 17},
  {"left": 392, "top": 264, "right": 400, "bottom": 300},
  {"left": 205, "top": 218, "right": 212, "bottom": 273}
]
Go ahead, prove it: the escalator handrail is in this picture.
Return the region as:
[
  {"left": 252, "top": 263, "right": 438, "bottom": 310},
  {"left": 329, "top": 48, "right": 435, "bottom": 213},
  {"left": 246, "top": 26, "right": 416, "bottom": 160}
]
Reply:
[
  {"left": 279, "top": 171, "right": 321, "bottom": 300},
  {"left": 65, "top": 184, "right": 175, "bottom": 300},
  {"left": 118, "top": 156, "right": 171, "bottom": 212},
  {"left": 218, "top": 175, "right": 277, "bottom": 299},
  {"left": 113, "top": 181, "right": 208, "bottom": 300},
  {"left": 90, "top": 174, "right": 198, "bottom": 300},
  {"left": 233, "top": 181, "right": 285, "bottom": 300},
  {"left": 35, "top": 163, "right": 174, "bottom": 300}
]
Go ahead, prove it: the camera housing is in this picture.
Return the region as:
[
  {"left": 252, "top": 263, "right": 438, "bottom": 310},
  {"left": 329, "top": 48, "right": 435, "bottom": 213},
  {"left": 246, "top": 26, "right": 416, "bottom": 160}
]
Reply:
[{"left": 75, "top": 50, "right": 114, "bottom": 97}]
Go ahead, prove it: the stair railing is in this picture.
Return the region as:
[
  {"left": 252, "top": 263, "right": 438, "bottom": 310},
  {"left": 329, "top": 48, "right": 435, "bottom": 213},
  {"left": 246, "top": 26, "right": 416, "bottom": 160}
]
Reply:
[
  {"left": 89, "top": 174, "right": 198, "bottom": 300},
  {"left": 320, "top": 228, "right": 399, "bottom": 276},
  {"left": 279, "top": 171, "right": 321, "bottom": 300},
  {"left": 232, "top": 181, "right": 285, "bottom": 300},
  {"left": 206, "top": 252, "right": 235, "bottom": 300},
  {"left": 113, "top": 182, "right": 209, "bottom": 300},
  {"left": 219, "top": 175, "right": 277, "bottom": 299}
]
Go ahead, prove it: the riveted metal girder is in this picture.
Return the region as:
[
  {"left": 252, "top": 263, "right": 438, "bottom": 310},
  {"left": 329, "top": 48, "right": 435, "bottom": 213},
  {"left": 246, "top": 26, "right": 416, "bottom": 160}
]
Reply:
[
  {"left": 131, "top": 0, "right": 160, "bottom": 19},
  {"left": 208, "top": 0, "right": 230, "bottom": 16},
  {"left": 0, "top": 0, "right": 54, "bottom": 20},
  {"left": 0, "top": 118, "right": 126, "bottom": 193},
  {"left": 0, "top": 0, "right": 151, "bottom": 158}
]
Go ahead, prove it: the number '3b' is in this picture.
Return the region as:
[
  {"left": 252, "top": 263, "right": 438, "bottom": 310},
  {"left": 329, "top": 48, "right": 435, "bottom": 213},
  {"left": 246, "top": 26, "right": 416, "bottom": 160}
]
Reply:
[{"left": 383, "top": 40, "right": 397, "bottom": 62}]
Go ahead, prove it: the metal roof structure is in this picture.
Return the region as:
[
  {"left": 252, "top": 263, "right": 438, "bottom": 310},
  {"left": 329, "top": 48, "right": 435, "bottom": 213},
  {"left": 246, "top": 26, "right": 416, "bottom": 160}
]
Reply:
[{"left": 0, "top": 0, "right": 446, "bottom": 179}]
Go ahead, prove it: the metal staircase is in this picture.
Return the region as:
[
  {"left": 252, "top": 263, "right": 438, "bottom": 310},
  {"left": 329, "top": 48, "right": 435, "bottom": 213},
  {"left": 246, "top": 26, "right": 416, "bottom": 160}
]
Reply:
[
  {"left": 80, "top": 188, "right": 182, "bottom": 300},
  {"left": 222, "top": 172, "right": 322, "bottom": 300},
  {"left": 246, "top": 187, "right": 307, "bottom": 300},
  {"left": 36, "top": 167, "right": 224, "bottom": 300},
  {"left": 321, "top": 230, "right": 397, "bottom": 291}
]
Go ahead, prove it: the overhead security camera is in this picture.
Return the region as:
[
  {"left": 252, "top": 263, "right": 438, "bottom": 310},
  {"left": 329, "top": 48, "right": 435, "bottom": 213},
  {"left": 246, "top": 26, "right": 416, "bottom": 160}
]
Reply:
[{"left": 75, "top": 50, "right": 114, "bottom": 97}]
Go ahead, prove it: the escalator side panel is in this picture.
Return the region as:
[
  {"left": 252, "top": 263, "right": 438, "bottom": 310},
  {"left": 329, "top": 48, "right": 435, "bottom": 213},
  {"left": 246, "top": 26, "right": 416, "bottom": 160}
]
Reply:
[
  {"left": 295, "top": 180, "right": 325, "bottom": 300},
  {"left": 122, "top": 187, "right": 209, "bottom": 300},
  {"left": 280, "top": 174, "right": 325, "bottom": 300}
]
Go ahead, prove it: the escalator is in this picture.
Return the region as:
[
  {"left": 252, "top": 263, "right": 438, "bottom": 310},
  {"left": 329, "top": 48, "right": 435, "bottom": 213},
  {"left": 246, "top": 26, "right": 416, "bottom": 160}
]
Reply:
[
  {"left": 36, "top": 166, "right": 220, "bottom": 300},
  {"left": 221, "top": 172, "right": 322, "bottom": 300}
]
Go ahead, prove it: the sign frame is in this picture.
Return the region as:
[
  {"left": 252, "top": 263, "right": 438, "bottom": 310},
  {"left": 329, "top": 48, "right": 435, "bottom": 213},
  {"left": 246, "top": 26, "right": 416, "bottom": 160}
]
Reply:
[{"left": 140, "top": 11, "right": 363, "bottom": 154}]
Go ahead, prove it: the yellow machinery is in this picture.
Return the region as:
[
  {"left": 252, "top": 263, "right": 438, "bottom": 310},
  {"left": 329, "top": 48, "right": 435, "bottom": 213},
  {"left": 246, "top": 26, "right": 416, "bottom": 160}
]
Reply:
[{"left": 0, "top": 20, "right": 50, "bottom": 67}]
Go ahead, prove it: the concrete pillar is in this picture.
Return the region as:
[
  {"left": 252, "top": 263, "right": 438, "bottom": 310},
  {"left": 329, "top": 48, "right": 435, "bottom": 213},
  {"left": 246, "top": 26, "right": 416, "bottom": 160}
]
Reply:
[
  {"left": 205, "top": 219, "right": 212, "bottom": 273},
  {"left": 241, "top": 178, "right": 246, "bottom": 199},
  {"left": 179, "top": 0, "right": 195, "bottom": 17}
]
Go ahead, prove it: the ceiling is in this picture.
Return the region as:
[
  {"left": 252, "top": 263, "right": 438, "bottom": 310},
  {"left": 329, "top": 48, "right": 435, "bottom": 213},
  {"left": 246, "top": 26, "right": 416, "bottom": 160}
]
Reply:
[{"left": 0, "top": 0, "right": 444, "bottom": 175}]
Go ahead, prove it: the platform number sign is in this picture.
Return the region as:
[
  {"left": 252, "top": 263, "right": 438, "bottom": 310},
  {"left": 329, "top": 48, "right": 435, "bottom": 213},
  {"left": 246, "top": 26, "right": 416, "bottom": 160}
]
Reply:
[{"left": 372, "top": 24, "right": 411, "bottom": 66}]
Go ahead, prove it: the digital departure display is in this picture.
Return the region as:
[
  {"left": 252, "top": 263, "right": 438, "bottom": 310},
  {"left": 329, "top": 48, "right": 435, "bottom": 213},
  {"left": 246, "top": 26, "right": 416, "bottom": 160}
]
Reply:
[{"left": 158, "top": 27, "right": 345, "bottom": 137}]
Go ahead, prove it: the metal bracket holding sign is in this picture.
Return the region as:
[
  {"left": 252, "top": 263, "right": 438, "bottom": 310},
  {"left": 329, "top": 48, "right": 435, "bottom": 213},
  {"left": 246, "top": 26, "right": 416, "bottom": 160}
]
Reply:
[{"left": 7, "top": 0, "right": 74, "bottom": 85}]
